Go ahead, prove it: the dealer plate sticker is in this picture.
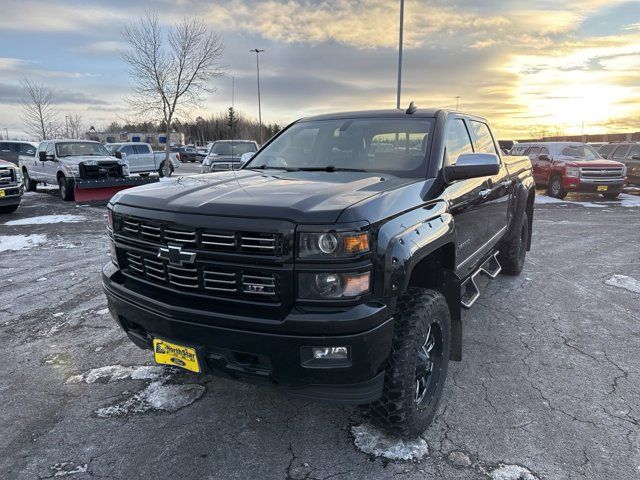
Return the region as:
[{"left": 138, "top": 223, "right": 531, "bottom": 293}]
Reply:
[
  {"left": 597, "top": 185, "right": 608, "bottom": 191},
  {"left": 153, "top": 338, "right": 200, "bottom": 373}
]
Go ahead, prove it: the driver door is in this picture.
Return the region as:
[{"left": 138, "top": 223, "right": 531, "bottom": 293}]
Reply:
[{"left": 42, "top": 142, "right": 57, "bottom": 183}]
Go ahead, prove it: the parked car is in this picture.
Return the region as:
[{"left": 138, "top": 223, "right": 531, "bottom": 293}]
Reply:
[
  {"left": 196, "top": 146, "right": 209, "bottom": 162},
  {"left": 171, "top": 146, "right": 199, "bottom": 162},
  {"left": 103, "top": 108, "right": 535, "bottom": 436},
  {"left": 517, "top": 142, "right": 626, "bottom": 199},
  {"left": 498, "top": 140, "right": 517, "bottom": 154},
  {"left": 19, "top": 140, "right": 156, "bottom": 202},
  {"left": 105, "top": 142, "right": 180, "bottom": 177},
  {"left": 0, "top": 141, "right": 38, "bottom": 166},
  {"left": 201, "top": 140, "right": 258, "bottom": 173},
  {"left": 0, "top": 159, "right": 23, "bottom": 213},
  {"left": 597, "top": 142, "right": 640, "bottom": 186}
]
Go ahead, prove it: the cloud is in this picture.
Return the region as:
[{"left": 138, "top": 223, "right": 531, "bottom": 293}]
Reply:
[{"left": 73, "top": 41, "right": 127, "bottom": 56}]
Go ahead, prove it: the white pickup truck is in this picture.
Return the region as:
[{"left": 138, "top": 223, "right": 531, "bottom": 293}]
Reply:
[{"left": 104, "top": 142, "right": 180, "bottom": 177}]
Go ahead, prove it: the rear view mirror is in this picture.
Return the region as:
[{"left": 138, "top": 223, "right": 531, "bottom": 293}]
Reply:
[
  {"left": 38, "top": 151, "right": 46, "bottom": 161},
  {"left": 632, "top": 155, "right": 640, "bottom": 160},
  {"left": 444, "top": 153, "right": 500, "bottom": 182}
]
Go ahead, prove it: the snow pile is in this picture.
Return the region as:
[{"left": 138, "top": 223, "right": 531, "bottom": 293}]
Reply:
[
  {"left": 66, "top": 364, "right": 166, "bottom": 384},
  {"left": 96, "top": 308, "right": 109, "bottom": 315},
  {"left": 4, "top": 214, "right": 85, "bottom": 226},
  {"left": 489, "top": 464, "right": 538, "bottom": 480},
  {"left": 50, "top": 462, "right": 88, "bottom": 477},
  {"left": 605, "top": 274, "right": 640, "bottom": 294},
  {"left": 95, "top": 381, "right": 205, "bottom": 418},
  {"left": 536, "top": 192, "right": 640, "bottom": 208},
  {"left": 618, "top": 193, "right": 640, "bottom": 208},
  {"left": 351, "top": 424, "right": 429, "bottom": 461},
  {"left": 0, "top": 234, "right": 47, "bottom": 252}
]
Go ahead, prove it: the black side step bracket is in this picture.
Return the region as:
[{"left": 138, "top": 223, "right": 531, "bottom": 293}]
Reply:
[{"left": 460, "top": 252, "right": 501, "bottom": 309}]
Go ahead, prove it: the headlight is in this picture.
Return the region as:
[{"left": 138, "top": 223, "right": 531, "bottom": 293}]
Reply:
[
  {"left": 298, "top": 230, "right": 369, "bottom": 259},
  {"left": 62, "top": 164, "right": 80, "bottom": 176},
  {"left": 298, "top": 271, "right": 370, "bottom": 299},
  {"left": 622, "top": 165, "right": 627, "bottom": 176},
  {"left": 566, "top": 167, "right": 579, "bottom": 178},
  {"left": 13, "top": 167, "right": 22, "bottom": 182}
]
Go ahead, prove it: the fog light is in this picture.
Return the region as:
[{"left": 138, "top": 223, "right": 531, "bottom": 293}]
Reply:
[{"left": 313, "top": 346, "right": 348, "bottom": 360}]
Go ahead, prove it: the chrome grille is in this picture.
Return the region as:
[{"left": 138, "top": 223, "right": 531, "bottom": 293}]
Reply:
[
  {"left": 124, "top": 251, "right": 278, "bottom": 300},
  {"left": 0, "top": 168, "right": 15, "bottom": 185},
  {"left": 119, "top": 217, "right": 282, "bottom": 255},
  {"left": 580, "top": 167, "right": 624, "bottom": 180}
]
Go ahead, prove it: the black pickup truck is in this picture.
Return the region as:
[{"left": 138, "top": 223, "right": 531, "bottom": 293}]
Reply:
[{"left": 103, "top": 108, "right": 534, "bottom": 436}]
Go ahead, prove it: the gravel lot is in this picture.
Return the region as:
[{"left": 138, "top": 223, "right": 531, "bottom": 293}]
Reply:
[{"left": 1, "top": 181, "right": 639, "bottom": 480}]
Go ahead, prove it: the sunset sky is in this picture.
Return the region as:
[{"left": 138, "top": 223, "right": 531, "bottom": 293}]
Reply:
[{"left": 0, "top": 0, "right": 638, "bottom": 139}]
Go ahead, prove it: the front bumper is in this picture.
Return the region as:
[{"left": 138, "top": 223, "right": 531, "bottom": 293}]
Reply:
[
  {"left": 102, "top": 262, "right": 393, "bottom": 404},
  {"left": 563, "top": 177, "right": 625, "bottom": 193},
  {"left": 0, "top": 184, "right": 23, "bottom": 206}
]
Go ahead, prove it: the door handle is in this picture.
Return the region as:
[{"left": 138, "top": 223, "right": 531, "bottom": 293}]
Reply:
[
  {"left": 500, "top": 180, "right": 512, "bottom": 188},
  {"left": 479, "top": 189, "right": 492, "bottom": 198}
]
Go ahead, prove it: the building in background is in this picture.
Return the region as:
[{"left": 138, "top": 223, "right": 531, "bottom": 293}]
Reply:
[{"left": 85, "top": 129, "right": 184, "bottom": 147}]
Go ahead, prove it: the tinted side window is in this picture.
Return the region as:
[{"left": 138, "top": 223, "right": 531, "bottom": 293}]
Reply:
[
  {"left": 37, "top": 142, "right": 47, "bottom": 154},
  {"left": 134, "top": 144, "right": 151, "bottom": 154},
  {"left": 469, "top": 121, "right": 497, "bottom": 155},
  {"left": 540, "top": 147, "right": 549, "bottom": 157},
  {"left": 19, "top": 143, "right": 36, "bottom": 154},
  {"left": 2, "top": 142, "right": 19, "bottom": 152},
  {"left": 598, "top": 145, "right": 614, "bottom": 157},
  {"left": 629, "top": 145, "right": 640, "bottom": 158},
  {"left": 0, "top": 142, "right": 8, "bottom": 152},
  {"left": 444, "top": 119, "right": 473, "bottom": 166},
  {"left": 46, "top": 142, "right": 55, "bottom": 156},
  {"left": 528, "top": 147, "right": 540, "bottom": 160},
  {"left": 612, "top": 145, "right": 629, "bottom": 159}
]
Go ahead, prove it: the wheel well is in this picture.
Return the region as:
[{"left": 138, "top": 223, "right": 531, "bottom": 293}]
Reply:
[
  {"left": 408, "top": 243, "right": 455, "bottom": 290},
  {"left": 56, "top": 171, "right": 65, "bottom": 181},
  {"left": 407, "top": 243, "right": 462, "bottom": 361}
]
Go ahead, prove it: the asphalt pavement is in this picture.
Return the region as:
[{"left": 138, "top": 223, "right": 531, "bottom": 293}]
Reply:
[{"left": 0, "top": 184, "right": 639, "bottom": 480}]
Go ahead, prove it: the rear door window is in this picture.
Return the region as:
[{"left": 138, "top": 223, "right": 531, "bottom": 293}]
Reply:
[
  {"left": 629, "top": 145, "right": 640, "bottom": 158},
  {"left": 121, "top": 145, "right": 136, "bottom": 155},
  {"left": 19, "top": 143, "right": 36, "bottom": 154},
  {"left": 528, "top": 147, "right": 540, "bottom": 160},
  {"left": 444, "top": 119, "right": 474, "bottom": 166},
  {"left": 134, "top": 144, "right": 151, "bottom": 154},
  {"left": 598, "top": 144, "right": 614, "bottom": 157}
]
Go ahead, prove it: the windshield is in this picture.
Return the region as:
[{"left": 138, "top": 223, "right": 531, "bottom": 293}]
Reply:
[
  {"left": 210, "top": 142, "right": 257, "bottom": 156},
  {"left": 560, "top": 145, "right": 601, "bottom": 161},
  {"left": 245, "top": 118, "right": 434, "bottom": 177},
  {"left": 56, "top": 142, "right": 111, "bottom": 157}
]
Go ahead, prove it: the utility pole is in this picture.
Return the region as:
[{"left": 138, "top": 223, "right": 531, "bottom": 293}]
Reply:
[
  {"left": 250, "top": 48, "right": 265, "bottom": 144},
  {"left": 396, "top": 0, "right": 404, "bottom": 110},
  {"left": 455, "top": 96, "right": 461, "bottom": 111}
]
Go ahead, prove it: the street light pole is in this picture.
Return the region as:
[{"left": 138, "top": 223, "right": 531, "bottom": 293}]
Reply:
[
  {"left": 250, "top": 48, "right": 265, "bottom": 144},
  {"left": 455, "top": 96, "right": 460, "bottom": 111},
  {"left": 396, "top": 0, "right": 404, "bottom": 110}
]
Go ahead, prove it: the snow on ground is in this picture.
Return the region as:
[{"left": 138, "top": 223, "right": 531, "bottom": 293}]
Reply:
[
  {"left": 535, "top": 192, "right": 640, "bottom": 208},
  {"left": 50, "top": 462, "right": 88, "bottom": 477},
  {"left": 95, "top": 381, "right": 205, "bottom": 418},
  {"left": 605, "top": 274, "right": 640, "bottom": 294},
  {"left": 4, "top": 214, "right": 86, "bottom": 226},
  {"left": 0, "top": 234, "right": 47, "bottom": 252},
  {"left": 66, "top": 364, "right": 167, "bottom": 384},
  {"left": 488, "top": 464, "right": 538, "bottom": 480},
  {"left": 351, "top": 424, "right": 429, "bottom": 461}
]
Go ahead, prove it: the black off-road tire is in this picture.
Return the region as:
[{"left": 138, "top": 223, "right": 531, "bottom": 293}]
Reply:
[
  {"left": 369, "top": 288, "right": 451, "bottom": 438},
  {"left": 548, "top": 175, "right": 566, "bottom": 199},
  {"left": 158, "top": 162, "right": 174, "bottom": 178},
  {"left": 602, "top": 192, "right": 620, "bottom": 200},
  {"left": 0, "top": 204, "right": 19, "bottom": 214},
  {"left": 498, "top": 211, "right": 529, "bottom": 275},
  {"left": 23, "top": 170, "right": 37, "bottom": 191},
  {"left": 58, "top": 175, "right": 74, "bottom": 201}
]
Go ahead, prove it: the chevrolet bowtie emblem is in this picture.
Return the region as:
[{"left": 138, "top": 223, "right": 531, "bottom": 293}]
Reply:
[{"left": 158, "top": 245, "right": 197, "bottom": 266}]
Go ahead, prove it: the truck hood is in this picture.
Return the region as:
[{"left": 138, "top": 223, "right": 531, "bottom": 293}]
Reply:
[
  {"left": 555, "top": 157, "right": 625, "bottom": 168},
  {"left": 112, "top": 169, "right": 411, "bottom": 223},
  {"left": 59, "top": 155, "right": 120, "bottom": 165}
]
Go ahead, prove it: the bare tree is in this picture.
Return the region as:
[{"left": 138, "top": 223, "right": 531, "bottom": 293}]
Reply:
[
  {"left": 121, "top": 12, "right": 224, "bottom": 174},
  {"left": 22, "top": 78, "right": 57, "bottom": 141},
  {"left": 66, "top": 114, "right": 84, "bottom": 139}
]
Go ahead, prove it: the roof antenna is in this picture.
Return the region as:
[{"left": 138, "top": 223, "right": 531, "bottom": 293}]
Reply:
[{"left": 405, "top": 101, "right": 417, "bottom": 114}]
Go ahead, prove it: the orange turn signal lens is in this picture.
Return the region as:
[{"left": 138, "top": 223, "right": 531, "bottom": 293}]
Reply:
[{"left": 343, "top": 233, "right": 369, "bottom": 254}]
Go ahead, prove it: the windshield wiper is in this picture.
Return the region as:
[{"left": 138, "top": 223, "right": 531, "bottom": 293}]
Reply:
[
  {"left": 296, "top": 166, "right": 367, "bottom": 172},
  {"left": 246, "top": 165, "right": 288, "bottom": 170}
]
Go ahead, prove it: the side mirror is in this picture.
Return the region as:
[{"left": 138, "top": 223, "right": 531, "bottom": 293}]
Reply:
[
  {"left": 115, "top": 151, "right": 123, "bottom": 159},
  {"left": 240, "top": 152, "right": 254, "bottom": 166},
  {"left": 538, "top": 154, "right": 550, "bottom": 161},
  {"left": 444, "top": 153, "right": 500, "bottom": 182},
  {"left": 632, "top": 155, "right": 640, "bottom": 160},
  {"left": 39, "top": 151, "right": 47, "bottom": 161}
]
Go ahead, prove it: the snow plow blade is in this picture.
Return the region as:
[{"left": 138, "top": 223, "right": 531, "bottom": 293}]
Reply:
[{"left": 73, "top": 177, "right": 159, "bottom": 205}]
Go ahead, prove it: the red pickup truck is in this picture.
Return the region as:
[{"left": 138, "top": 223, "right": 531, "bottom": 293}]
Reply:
[{"left": 511, "top": 142, "right": 627, "bottom": 199}]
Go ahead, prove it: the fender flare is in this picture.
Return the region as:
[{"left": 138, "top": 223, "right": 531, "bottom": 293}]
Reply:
[{"left": 378, "top": 201, "right": 462, "bottom": 360}]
